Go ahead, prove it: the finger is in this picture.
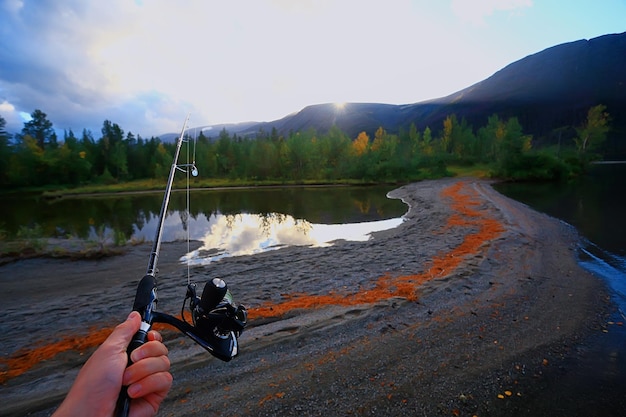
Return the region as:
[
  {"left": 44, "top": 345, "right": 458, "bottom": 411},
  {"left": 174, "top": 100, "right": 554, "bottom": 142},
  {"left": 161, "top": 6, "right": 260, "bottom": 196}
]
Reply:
[
  {"left": 127, "top": 371, "right": 173, "bottom": 399},
  {"left": 147, "top": 330, "right": 163, "bottom": 343},
  {"left": 129, "top": 388, "right": 171, "bottom": 417},
  {"left": 128, "top": 386, "right": 170, "bottom": 417},
  {"left": 129, "top": 340, "right": 169, "bottom": 363},
  {"left": 123, "top": 355, "right": 171, "bottom": 386}
]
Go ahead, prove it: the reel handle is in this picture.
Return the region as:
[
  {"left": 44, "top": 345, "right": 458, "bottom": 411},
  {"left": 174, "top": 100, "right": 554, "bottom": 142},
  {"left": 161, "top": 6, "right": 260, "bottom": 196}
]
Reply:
[{"left": 199, "top": 278, "right": 228, "bottom": 311}]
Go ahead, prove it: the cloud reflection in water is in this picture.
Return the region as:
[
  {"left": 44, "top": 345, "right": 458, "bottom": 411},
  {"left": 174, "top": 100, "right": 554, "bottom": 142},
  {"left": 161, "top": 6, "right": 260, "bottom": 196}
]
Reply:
[{"left": 184, "top": 213, "right": 403, "bottom": 266}]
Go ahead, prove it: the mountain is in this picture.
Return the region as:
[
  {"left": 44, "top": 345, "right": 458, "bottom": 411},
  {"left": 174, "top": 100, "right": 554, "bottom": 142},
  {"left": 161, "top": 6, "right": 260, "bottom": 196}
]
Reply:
[
  {"left": 190, "top": 32, "right": 626, "bottom": 157},
  {"left": 403, "top": 32, "right": 626, "bottom": 151},
  {"left": 159, "top": 121, "right": 259, "bottom": 142}
]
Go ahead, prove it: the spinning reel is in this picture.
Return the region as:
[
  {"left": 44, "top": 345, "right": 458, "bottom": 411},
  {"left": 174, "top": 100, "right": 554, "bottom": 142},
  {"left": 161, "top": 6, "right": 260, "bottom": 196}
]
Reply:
[
  {"left": 134, "top": 275, "right": 247, "bottom": 362},
  {"left": 183, "top": 277, "right": 247, "bottom": 360}
]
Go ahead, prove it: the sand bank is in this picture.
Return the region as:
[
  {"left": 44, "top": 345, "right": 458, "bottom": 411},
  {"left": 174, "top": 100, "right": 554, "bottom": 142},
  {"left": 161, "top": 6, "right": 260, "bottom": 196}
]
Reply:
[{"left": 0, "top": 178, "right": 615, "bottom": 416}]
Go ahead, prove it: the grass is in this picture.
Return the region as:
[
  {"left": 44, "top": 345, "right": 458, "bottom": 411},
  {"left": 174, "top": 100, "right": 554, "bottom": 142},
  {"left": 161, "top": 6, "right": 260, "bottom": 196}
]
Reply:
[
  {"left": 447, "top": 163, "right": 492, "bottom": 178},
  {"left": 39, "top": 177, "right": 391, "bottom": 198},
  {"left": 0, "top": 223, "right": 127, "bottom": 264},
  {"left": 0, "top": 239, "right": 127, "bottom": 265},
  {"left": 40, "top": 179, "right": 173, "bottom": 197}
]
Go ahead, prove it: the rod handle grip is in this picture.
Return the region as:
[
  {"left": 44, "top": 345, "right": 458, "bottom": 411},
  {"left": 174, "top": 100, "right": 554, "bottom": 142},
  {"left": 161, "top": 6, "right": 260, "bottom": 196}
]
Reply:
[{"left": 115, "top": 324, "right": 150, "bottom": 417}]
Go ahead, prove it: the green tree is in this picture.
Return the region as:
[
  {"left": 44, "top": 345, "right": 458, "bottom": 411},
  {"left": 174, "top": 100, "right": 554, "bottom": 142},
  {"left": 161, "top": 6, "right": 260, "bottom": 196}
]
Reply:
[
  {"left": 215, "top": 129, "right": 235, "bottom": 176},
  {"left": 477, "top": 114, "right": 507, "bottom": 162},
  {"left": 100, "top": 120, "right": 127, "bottom": 180},
  {"left": 440, "top": 115, "right": 454, "bottom": 154},
  {"left": 407, "top": 122, "right": 420, "bottom": 155},
  {"left": 370, "top": 127, "right": 400, "bottom": 179},
  {"left": 9, "top": 134, "right": 44, "bottom": 186},
  {"left": 80, "top": 129, "right": 99, "bottom": 176},
  {"left": 575, "top": 104, "right": 610, "bottom": 156},
  {"left": 127, "top": 135, "right": 146, "bottom": 180},
  {"left": 439, "top": 114, "right": 475, "bottom": 158},
  {"left": 21, "top": 109, "right": 57, "bottom": 150},
  {"left": 421, "top": 126, "right": 433, "bottom": 156},
  {"left": 152, "top": 142, "right": 172, "bottom": 179},
  {"left": 318, "top": 125, "right": 352, "bottom": 179},
  {"left": 111, "top": 141, "right": 129, "bottom": 179},
  {"left": 0, "top": 115, "right": 11, "bottom": 185},
  {"left": 285, "top": 129, "right": 315, "bottom": 180},
  {"left": 249, "top": 138, "right": 279, "bottom": 180},
  {"left": 34, "top": 129, "right": 91, "bottom": 186},
  {"left": 194, "top": 132, "right": 217, "bottom": 178},
  {"left": 490, "top": 117, "right": 534, "bottom": 178},
  {"left": 275, "top": 135, "right": 290, "bottom": 179}
]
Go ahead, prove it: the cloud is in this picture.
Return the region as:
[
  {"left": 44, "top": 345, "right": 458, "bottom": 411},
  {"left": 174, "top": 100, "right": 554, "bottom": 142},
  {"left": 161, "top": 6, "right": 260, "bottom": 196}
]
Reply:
[
  {"left": 0, "top": 0, "right": 545, "bottom": 138},
  {"left": 1, "top": 1, "right": 283, "bottom": 135},
  {"left": 2, "top": 1, "right": 404, "bottom": 135},
  {"left": 0, "top": 100, "right": 21, "bottom": 129},
  {"left": 0, "top": 101, "right": 14, "bottom": 113},
  {"left": 451, "top": 0, "right": 533, "bottom": 25},
  {"left": 0, "top": 1, "right": 139, "bottom": 133}
]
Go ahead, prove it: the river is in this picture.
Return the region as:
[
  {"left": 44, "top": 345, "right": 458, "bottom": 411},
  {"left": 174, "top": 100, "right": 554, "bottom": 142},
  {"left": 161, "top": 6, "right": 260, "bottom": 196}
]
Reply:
[
  {"left": 494, "top": 163, "right": 626, "bottom": 313},
  {"left": 0, "top": 185, "right": 407, "bottom": 263},
  {"left": 495, "top": 163, "right": 626, "bottom": 415}
]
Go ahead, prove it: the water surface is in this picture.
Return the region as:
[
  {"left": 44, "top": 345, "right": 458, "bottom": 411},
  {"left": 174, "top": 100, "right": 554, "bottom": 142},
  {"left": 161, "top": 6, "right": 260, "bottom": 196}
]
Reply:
[
  {"left": 0, "top": 185, "right": 407, "bottom": 263},
  {"left": 494, "top": 163, "right": 626, "bottom": 311}
]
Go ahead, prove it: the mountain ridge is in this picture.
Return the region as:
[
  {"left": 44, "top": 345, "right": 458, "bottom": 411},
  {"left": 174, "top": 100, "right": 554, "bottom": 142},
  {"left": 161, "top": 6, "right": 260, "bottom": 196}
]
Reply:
[{"left": 174, "top": 32, "right": 626, "bottom": 157}]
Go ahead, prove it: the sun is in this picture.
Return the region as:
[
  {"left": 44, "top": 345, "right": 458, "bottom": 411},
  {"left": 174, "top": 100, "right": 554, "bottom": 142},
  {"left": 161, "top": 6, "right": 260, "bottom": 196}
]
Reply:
[{"left": 334, "top": 102, "right": 346, "bottom": 111}]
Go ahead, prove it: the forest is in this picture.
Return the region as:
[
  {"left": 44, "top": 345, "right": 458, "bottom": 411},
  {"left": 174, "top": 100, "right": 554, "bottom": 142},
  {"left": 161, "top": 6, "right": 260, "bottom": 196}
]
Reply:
[{"left": 0, "top": 105, "right": 611, "bottom": 190}]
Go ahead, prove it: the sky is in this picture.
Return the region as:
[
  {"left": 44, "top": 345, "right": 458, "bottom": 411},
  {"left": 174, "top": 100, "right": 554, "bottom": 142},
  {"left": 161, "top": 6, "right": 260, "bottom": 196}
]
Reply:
[{"left": 0, "top": 0, "right": 625, "bottom": 138}]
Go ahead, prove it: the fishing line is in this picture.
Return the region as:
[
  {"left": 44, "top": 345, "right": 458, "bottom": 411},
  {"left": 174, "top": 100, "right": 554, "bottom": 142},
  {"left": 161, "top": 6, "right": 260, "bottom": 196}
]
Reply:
[
  {"left": 186, "top": 123, "right": 191, "bottom": 285},
  {"left": 192, "top": 124, "right": 198, "bottom": 165},
  {"left": 185, "top": 122, "right": 197, "bottom": 286}
]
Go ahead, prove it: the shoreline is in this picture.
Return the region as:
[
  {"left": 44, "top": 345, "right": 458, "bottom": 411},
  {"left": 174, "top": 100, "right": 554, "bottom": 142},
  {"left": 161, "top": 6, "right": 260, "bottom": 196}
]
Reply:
[
  {"left": 31, "top": 180, "right": 385, "bottom": 200},
  {"left": 1, "top": 178, "right": 620, "bottom": 416}
]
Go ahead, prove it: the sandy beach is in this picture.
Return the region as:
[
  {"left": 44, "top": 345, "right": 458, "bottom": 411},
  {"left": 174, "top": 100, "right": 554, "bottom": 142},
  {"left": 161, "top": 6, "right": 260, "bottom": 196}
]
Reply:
[{"left": 1, "top": 178, "right": 621, "bottom": 416}]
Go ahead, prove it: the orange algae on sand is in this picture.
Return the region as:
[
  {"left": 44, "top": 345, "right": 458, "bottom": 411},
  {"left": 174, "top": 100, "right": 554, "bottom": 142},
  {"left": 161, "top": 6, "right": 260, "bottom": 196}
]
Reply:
[
  {"left": 0, "top": 323, "right": 174, "bottom": 384},
  {"left": 398, "top": 181, "right": 504, "bottom": 281},
  {"left": 0, "top": 325, "right": 114, "bottom": 384},
  {"left": 0, "top": 315, "right": 183, "bottom": 383},
  {"left": 248, "top": 181, "right": 504, "bottom": 320}
]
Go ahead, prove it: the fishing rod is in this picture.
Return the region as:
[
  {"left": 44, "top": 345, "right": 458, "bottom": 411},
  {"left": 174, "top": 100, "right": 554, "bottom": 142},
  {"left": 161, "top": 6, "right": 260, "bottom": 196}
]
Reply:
[{"left": 116, "top": 115, "right": 247, "bottom": 417}]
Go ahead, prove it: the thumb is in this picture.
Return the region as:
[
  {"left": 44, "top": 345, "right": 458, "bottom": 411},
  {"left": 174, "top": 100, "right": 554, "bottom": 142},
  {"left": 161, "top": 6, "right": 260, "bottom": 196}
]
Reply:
[{"left": 107, "top": 311, "right": 142, "bottom": 348}]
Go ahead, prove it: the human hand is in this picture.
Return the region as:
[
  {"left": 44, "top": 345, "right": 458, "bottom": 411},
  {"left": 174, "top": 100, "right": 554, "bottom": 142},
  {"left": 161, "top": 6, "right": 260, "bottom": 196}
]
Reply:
[{"left": 52, "top": 311, "right": 173, "bottom": 417}]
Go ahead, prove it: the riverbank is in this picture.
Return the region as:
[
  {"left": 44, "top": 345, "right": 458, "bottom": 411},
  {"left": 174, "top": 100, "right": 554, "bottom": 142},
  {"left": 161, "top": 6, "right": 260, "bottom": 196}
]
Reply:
[{"left": 1, "top": 178, "right": 621, "bottom": 416}]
